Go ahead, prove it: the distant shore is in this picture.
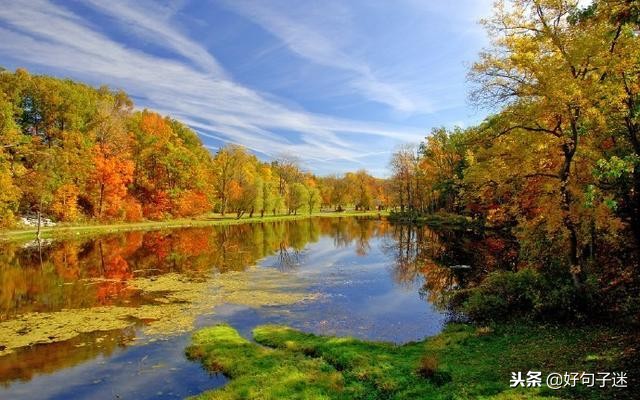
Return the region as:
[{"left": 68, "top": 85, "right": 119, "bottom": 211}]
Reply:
[{"left": 0, "top": 210, "right": 388, "bottom": 242}]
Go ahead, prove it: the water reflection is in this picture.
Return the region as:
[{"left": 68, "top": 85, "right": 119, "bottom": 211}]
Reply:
[
  {"left": 383, "top": 224, "right": 518, "bottom": 306},
  {"left": 0, "top": 217, "right": 509, "bottom": 398},
  {"left": 0, "top": 221, "right": 320, "bottom": 319},
  {"left": 0, "top": 328, "right": 136, "bottom": 385}
]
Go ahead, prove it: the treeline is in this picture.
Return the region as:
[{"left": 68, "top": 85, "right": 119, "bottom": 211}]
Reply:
[
  {"left": 389, "top": 0, "right": 640, "bottom": 319},
  {"left": 0, "top": 68, "right": 388, "bottom": 227},
  {"left": 213, "top": 148, "right": 388, "bottom": 218}
]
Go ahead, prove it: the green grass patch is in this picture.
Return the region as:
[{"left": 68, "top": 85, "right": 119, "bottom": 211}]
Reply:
[
  {"left": 387, "top": 211, "right": 474, "bottom": 228},
  {"left": 186, "top": 323, "right": 633, "bottom": 399}
]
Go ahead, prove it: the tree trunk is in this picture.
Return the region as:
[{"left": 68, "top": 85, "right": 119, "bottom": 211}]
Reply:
[
  {"left": 560, "top": 130, "right": 581, "bottom": 288},
  {"left": 36, "top": 210, "right": 42, "bottom": 240},
  {"left": 623, "top": 72, "right": 640, "bottom": 245},
  {"left": 98, "top": 183, "right": 105, "bottom": 218},
  {"left": 406, "top": 180, "right": 411, "bottom": 211}
]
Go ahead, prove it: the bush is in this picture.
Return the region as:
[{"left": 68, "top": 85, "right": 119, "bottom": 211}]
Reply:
[
  {"left": 417, "top": 355, "right": 438, "bottom": 378},
  {"left": 416, "top": 355, "right": 452, "bottom": 386},
  {"left": 453, "top": 269, "right": 595, "bottom": 322}
]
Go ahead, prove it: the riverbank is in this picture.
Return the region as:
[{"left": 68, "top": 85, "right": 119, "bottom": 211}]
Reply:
[
  {"left": 387, "top": 211, "right": 475, "bottom": 228},
  {"left": 0, "top": 210, "right": 387, "bottom": 242},
  {"left": 187, "top": 322, "right": 634, "bottom": 399}
]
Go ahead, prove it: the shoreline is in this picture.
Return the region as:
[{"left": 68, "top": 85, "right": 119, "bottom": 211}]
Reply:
[
  {"left": 0, "top": 210, "right": 388, "bottom": 242},
  {"left": 186, "top": 322, "right": 632, "bottom": 399}
]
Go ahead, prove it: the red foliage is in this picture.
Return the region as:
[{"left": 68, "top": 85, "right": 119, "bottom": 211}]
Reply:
[
  {"left": 142, "top": 190, "right": 171, "bottom": 220},
  {"left": 91, "top": 146, "right": 135, "bottom": 220},
  {"left": 123, "top": 196, "right": 143, "bottom": 222}
]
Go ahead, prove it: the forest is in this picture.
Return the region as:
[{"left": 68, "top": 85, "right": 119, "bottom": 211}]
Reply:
[{"left": 0, "top": 68, "right": 387, "bottom": 226}]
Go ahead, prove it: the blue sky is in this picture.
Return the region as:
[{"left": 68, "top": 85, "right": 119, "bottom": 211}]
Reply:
[{"left": 0, "top": 0, "right": 493, "bottom": 176}]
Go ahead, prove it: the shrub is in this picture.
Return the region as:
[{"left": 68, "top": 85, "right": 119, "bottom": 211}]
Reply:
[
  {"left": 417, "top": 355, "right": 438, "bottom": 378},
  {"left": 453, "top": 269, "right": 595, "bottom": 323},
  {"left": 416, "top": 355, "right": 452, "bottom": 386}
]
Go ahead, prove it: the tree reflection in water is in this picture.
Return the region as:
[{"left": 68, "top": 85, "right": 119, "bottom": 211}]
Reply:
[
  {"left": 0, "top": 327, "right": 137, "bottom": 385},
  {"left": 382, "top": 223, "right": 518, "bottom": 308}
]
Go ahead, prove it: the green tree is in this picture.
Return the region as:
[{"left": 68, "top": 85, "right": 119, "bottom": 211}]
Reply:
[
  {"left": 307, "top": 186, "right": 321, "bottom": 215},
  {"left": 287, "top": 183, "right": 308, "bottom": 215}
]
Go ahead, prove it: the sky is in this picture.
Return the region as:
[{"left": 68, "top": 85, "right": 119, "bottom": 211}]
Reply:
[{"left": 0, "top": 0, "right": 493, "bottom": 176}]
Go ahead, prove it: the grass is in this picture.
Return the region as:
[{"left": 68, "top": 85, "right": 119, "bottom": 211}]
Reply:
[
  {"left": 186, "top": 323, "right": 634, "bottom": 400},
  {"left": 0, "top": 210, "right": 387, "bottom": 242},
  {"left": 387, "top": 211, "right": 474, "bottom": 228}
]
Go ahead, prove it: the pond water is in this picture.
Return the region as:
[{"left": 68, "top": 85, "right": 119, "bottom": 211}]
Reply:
[{"left": 0, "top": 217, "right": 504, "bottom": 399}]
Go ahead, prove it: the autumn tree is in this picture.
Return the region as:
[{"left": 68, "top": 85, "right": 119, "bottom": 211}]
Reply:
[
  {"left": 258, "top": 165, "right": 277, "bottom": 217},
  {"left": 584, "top": 1, "right": 640, "bottom": 243},
  {"left": 0, "top": 94, "right": 22, "bottom": 225},
  {"left": 418, "top": 127, "right": 467, "bottom": 213},
  {"left": 347, "top": 170, "right": 375, "bottom": 211},
  {"left": 212, "top": 145, "right": 249, "bottom": 216},
  {"left": 469, "top": 0, "right": 614, "bottom": 286},
  {"left": 390, "top": 144, "right": 418, "bottom": 212},
  {"left": 132, "top": 111, "right": 213, "bottom": 219},
  {"left": 331, "top": 175, "right": 351, "bottom": 211}
]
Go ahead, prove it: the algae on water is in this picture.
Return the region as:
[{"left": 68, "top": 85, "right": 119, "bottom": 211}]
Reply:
[{"left": 0, "top": 267, "right": 317, "bottom": 356}]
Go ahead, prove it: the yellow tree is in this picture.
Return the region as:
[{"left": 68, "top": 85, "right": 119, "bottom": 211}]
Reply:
[
  {"left": 0, "top": 95, "right": 22, "bottom": 226},
  {"left": 347, "top": 170, "right": 375, "bottom": 211},
  {"left": 213, "top": 144, "right": 260, "bottom": 217},
  {"left": 389, "top": 144, "right": 418, "bottom": 212},
  {"left": 588, "top": 0, "right": 640, "bottom": 242},
  {"left": 470, "top": 0, "right": 611, "bottom": 286},
  {"left": 419, "top": 127, "right": 466, "bottom": 212}
]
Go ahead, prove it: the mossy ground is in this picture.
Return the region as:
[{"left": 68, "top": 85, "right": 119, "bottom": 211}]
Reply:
[{"left": 186, "top": 323, "right": 634, "bottom": 400}]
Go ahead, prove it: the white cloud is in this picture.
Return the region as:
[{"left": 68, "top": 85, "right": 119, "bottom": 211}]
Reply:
[
  {"left": 82, "top": 0, "right": 228, "bottom": 77},
  {"left": 0, "top": 0, "right": 429, "bottom": 174},
  {"left": 218, "top": 0, "right": 427, "bottom": 113}
]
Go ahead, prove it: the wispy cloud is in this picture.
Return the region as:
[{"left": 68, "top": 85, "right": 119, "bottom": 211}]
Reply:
[
  {"left": 0, "top": 0, "right": 429, "bottom": 174},
  {"left": 218, "top": 0, "right": 426, "bottom": 114},
  {"left": 82, "top": 0, "right": 228, "bottom": 77}
]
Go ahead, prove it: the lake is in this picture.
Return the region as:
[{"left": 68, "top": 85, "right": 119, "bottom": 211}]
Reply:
[{"left": 0, "top": 217, "right": 493, "bottom": 399}]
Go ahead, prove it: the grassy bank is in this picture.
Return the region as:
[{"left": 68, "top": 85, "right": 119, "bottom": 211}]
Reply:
[
  {"left": 186, "top": 323, "right": 633, "bottom": 400},
  {"left": 387, "top": 211, "right": 474, "bottom": 228},
  {"left": 0, "top": 210, "right": 387, "bottom": 242}
]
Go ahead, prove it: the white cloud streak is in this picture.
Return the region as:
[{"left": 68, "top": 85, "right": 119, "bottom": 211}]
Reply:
[
  {"left": 218, "top": 0, "right": 423, "bottom": 113},
  {"left": 0, "top": 0, "right": 429, "bottom": 173}
]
